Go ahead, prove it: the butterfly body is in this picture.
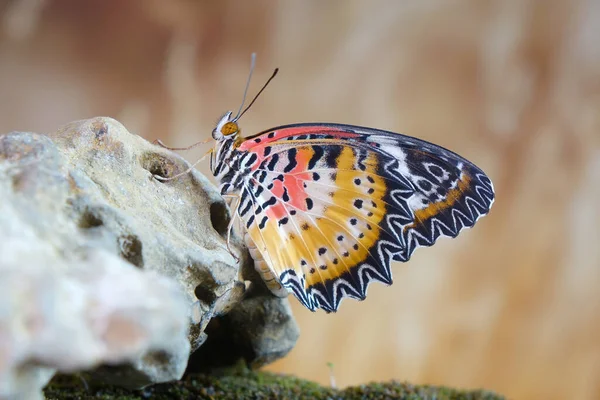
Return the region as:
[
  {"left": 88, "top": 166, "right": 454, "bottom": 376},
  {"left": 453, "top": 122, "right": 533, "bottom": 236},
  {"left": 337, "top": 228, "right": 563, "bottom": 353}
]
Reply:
[{"left": 210, "top": 112, "right": 494, "bottom": 313}]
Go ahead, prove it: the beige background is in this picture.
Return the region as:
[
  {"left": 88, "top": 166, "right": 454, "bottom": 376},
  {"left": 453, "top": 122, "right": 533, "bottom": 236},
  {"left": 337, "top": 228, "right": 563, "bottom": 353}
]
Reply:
[{"left": 1, "top": 1, "right": 599, "bottom": 399}]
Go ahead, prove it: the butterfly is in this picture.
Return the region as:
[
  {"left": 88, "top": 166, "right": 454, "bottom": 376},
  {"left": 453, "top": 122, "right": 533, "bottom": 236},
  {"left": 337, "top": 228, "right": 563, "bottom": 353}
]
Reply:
[{"left": 157, "top": 56, "right": 495, "bottom": 313}]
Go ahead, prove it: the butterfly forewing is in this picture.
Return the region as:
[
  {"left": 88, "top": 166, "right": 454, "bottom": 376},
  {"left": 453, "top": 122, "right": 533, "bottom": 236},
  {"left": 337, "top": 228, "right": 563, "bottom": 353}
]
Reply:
[{"left": 231, "top": 123, "right": 494, "bottom": 312}]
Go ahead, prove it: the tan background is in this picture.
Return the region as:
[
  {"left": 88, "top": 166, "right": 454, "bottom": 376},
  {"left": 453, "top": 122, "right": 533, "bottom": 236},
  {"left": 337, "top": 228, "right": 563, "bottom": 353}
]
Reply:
[{"left": 1, "top": 1, "right": 599, "bottom": 399}]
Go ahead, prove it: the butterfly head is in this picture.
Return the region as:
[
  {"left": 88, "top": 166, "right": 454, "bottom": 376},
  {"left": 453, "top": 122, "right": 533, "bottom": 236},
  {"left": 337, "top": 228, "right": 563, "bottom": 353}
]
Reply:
[
  {"left": 210, "top": 111, "right": 243, "bottom": 181},
  {"left": 212, "top": 112, "right": 241, "bottom": 141}
]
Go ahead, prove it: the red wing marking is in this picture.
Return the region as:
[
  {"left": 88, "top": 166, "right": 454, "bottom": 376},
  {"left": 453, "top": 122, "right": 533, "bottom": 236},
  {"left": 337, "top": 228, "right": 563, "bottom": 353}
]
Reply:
[
  {"left": 260, "top": 147, "right": 314, "bottom": 220},
  {"left": 238, "top": 125, "right": 360, "bottom": 152}
]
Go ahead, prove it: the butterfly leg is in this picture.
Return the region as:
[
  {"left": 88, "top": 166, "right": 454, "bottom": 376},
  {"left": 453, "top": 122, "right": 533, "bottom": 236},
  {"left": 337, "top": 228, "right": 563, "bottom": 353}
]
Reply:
[
  {"left": 153, "top": 137, "right": 211, "bottom": 151},
  {"left": 153, "top": 149, "right": 213, "bottom": 182},
  {"left": 222, "top": 194, "right": 242, "bottom": 264}
]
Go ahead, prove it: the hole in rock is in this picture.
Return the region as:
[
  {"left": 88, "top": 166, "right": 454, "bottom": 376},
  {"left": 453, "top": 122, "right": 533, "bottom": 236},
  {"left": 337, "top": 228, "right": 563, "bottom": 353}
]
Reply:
[
  {"left": 140, "top": 152, "right": 177, "bottom": 180},
  {"left": 142, "top": 350, "right": 171, "bottom": 366},
  {"left": 10, "top": 172, "right": 26, "bottom": 191},
  {"left": 210, "top": 201, "right": 230, "bottom": 238},
  {"left": 91, "top": 120, "right": 109, "bottom": 139},
  {"left": 186, "top": 317, "right": 251, "bottom": 374},
  {"left": 194, "top": 284, "right": 217, "bottom": 305},
  {"left": 119, "top": 234, "right": 144, "bottom": 268},
  {"left": 190, "top": 265, "right": 218, "bottom": 305},
  {"left": 78, "top": 209, "right": 104, "bottom": 229}
]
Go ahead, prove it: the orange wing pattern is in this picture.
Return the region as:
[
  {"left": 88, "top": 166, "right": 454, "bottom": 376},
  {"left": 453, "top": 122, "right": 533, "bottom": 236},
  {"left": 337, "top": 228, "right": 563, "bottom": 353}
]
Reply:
[{"left": 215, "top": 123, "right": 494, "bottom": 312}]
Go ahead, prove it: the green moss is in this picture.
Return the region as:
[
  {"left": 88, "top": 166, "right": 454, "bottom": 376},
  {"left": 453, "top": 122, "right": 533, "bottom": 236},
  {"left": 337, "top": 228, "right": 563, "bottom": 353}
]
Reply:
[{"left": 44, "top": 365, "right": 505, "bottom": 400}]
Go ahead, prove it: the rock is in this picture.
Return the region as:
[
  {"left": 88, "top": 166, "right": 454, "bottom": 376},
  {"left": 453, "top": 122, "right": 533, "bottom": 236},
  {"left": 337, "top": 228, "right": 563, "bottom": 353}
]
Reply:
[
  {"left": 187, "top": 288, "right": 300, "bottom": 372},
  {"left": 0, "top": 129, "right": 193, "bottom": 399},
  {"left": 0, "top": 117, "right": 299, "bottom": 398},
  {"left": 228, "top": 293, "right": 300, "bottom": 369}
]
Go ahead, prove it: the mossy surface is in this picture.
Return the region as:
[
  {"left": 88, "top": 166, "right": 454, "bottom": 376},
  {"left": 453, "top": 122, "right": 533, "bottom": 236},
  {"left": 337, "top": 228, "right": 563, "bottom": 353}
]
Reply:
[{"left": 44, "top": 364, "right": 505, "bottom": 400}]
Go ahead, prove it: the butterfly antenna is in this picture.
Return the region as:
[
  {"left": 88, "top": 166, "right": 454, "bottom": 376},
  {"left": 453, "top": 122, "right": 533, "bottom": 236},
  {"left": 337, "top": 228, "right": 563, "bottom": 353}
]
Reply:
[
  {"left": 234, "top": 53, "right": 257, "bottom": 120},
  {"left": 235, "top": 67, "right": 279, "bottom": 122}
]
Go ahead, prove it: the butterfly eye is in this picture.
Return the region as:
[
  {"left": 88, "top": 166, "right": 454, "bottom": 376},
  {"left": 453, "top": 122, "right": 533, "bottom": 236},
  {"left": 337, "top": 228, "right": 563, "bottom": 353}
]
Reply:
[{"left": 220, "top": 122, "right": 239, "bottom": 136}]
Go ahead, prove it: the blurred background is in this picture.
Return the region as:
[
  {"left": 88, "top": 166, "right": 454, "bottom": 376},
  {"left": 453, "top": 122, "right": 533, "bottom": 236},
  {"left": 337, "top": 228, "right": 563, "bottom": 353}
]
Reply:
[{"left": 1, "top": 0, "right": 598, "bottom": 399}]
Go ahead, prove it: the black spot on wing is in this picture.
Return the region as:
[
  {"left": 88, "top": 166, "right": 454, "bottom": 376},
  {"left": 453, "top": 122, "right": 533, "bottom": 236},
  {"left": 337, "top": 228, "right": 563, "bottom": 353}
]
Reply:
[
  {"left": 266, "top": 153, "right": 279, "bottom": 171},
  {"left": 282, "top": 187, "right": 290, "bottom": 202},
  {"left": 324, "top": 146, "right": 342, "bottom": 168},
  {"left": 306, "top": 198, "right": 314, "bottom": 210},
  {"left": 356, "top": 151, "right": 368, "bottom": 171},
  {"left": 278, "top": 217, "right": 289, "bottom": 226},
  {"left": 308, "top": 146, "right": 324, "bottom": 169},
  {"left": 239, "top": 198, "right": 252, "bottom": 217},
  {"left": 283, "top": 148, "right": 298, "bottom": 173},
  {"left": 261, "top": 196, "right": 277, "bottom": 209},
  {"left": 258, "top": 215, "right": 268, "bottom": 230},
  {"left": 428, "top": 164, "right": 443, "bottom": 177},
  {"left": 246, "top": 152, "right": 258, "bottom": 165}
]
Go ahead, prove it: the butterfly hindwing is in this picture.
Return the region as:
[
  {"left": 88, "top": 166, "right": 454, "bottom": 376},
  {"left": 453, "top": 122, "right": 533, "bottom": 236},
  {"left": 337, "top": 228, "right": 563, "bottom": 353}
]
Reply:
[{"left": 235, "top": 123, "right": 494, "bottom": 312}]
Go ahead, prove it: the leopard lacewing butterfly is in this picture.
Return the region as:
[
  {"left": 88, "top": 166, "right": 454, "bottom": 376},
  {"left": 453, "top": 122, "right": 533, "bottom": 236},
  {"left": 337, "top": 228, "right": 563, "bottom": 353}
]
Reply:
[{"left": 163, "top": 54, "right": 495, "bottom": 313}]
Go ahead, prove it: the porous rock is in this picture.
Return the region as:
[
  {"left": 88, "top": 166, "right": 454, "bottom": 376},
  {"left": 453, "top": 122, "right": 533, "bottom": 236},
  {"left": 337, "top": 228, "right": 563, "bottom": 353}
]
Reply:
[
  {"left": 0, "top": 117, "right": 299, "bottom": 398},
  {"left": 187, "top": 288, "right": 301, "bottom": 372}
]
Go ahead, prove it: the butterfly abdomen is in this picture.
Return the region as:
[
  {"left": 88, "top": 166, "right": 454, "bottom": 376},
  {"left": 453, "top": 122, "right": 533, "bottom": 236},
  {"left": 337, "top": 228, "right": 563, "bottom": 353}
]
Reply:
[{"left": 243, "top": 229, "right": 288, "bottom": 298}]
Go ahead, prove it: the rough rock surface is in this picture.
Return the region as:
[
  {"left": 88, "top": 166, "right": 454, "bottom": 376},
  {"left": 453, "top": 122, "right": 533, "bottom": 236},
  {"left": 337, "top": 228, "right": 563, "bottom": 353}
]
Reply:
[
  {"left": 187, "top": 289, "right": 301, "bottom": 373},
  {"left": 0, "top": 117, "right": 299, "bottom": 399}
]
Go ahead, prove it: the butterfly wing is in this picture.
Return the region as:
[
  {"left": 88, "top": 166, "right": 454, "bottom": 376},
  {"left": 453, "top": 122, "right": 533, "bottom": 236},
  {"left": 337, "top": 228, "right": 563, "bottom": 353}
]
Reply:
[{"left": 235, "top": 123, "right": 494, "bottom": 312}]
